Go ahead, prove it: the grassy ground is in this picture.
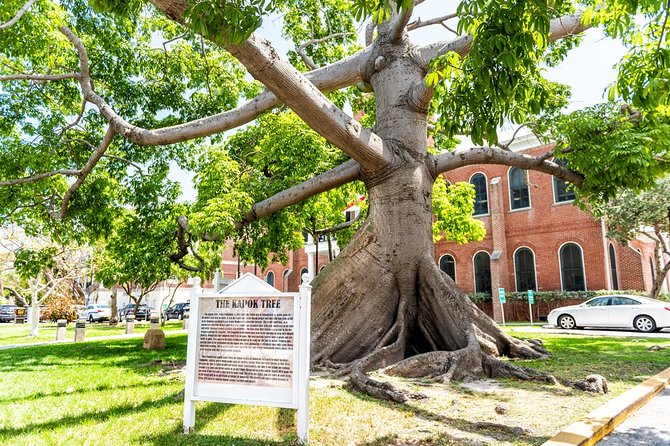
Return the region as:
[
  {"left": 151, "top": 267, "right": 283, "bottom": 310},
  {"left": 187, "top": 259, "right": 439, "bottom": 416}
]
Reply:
[
  {"left": 0, "top": 320, "right": 185, "bottom": 346},
  {"left": 0, "top": 330, "right": 668, "bottom": 445}
]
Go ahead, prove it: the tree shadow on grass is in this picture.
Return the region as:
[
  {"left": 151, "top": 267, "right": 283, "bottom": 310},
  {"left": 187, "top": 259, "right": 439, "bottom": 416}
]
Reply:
[
  {"left": 0, "top": 391, "right": 184, "bottom": 440},
  {"left": 0, "top": 378, "right": 176, "bottom": 405},
  {"left": 140, "top": 403, "right": 296, "bottom": 446},
  {"left": 344, "top": 386, "right": 550, "bottom": 445},
  {"left": 0, "top": 335, "right": 188, "bottom": 374}
]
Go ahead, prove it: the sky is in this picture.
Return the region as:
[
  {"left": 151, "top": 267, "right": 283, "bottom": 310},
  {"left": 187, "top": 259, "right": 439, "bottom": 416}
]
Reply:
[{"left": 171, "top": 2, "right": 628, "bottom": 201}]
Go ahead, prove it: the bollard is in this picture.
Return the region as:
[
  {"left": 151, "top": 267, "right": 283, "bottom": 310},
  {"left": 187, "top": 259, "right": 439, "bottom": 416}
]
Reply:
[
  {"left": 144, "top": 311, "right": 165, "bottom": 350},
  {"left": 56, "top": 319, "right": 67, "bottom": 341},
  {"left": 182, "top": 311, "right": 189, "bottom": 330},
  {"left": 125, "top": 314, "right": 135, "bottom": 334},
  {"left": 75, "top": 318, "right": 86, "bottom": 342}
]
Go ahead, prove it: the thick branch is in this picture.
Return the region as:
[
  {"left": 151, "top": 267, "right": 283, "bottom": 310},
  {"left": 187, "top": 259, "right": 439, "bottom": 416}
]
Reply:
[
  {"left": 238, "top": 159, "right": 360, "bottom": 228},
  {"left": 419, "top": 13, "right": 588, "bottom": 64},
  {"left": 432, "top": 147, "right": 584, "bottom": 186},
  {"left": 59, "top": 22, "right": 370, "bottom": 147},
  {"left": 60, "top": 126, "right": 116, "bottom": 219},
  {"left": 392, "top": 4, "right": 414, "bottom": 42},
  {"left": 227, "top": 34, "right": 390, "bottom": 169},
  {"left": 0, "top": 73, "right": 80, "bottom": 82},
  {"left": 0, "top": 0, "right": 36, "bottom": 30},
  {"left": 0, "top": 170, "right": 80, "bottom": 186}
]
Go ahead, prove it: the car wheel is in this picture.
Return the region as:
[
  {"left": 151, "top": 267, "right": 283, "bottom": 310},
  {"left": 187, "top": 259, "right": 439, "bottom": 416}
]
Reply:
[
  {"left": 634, "top": 315, "right": 656, "bottom": 333},
  {"left": 558, "top": 314, "right": 576, "bottom": 329},
  {"left": 178, "top": 313, "right": 183, "bottom": 320},
  {"left": 88, "top": 315, "right": 93, "bottom": 323}
]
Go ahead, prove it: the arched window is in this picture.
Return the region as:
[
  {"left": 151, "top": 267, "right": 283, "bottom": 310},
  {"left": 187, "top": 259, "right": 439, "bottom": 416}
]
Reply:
[
  {"left": 282, "top": 269, "right": 290, "bottom": 291},
  {"left": 265, "top": 271, "right": 275, "bottom": 287},
  {"left": 300, "top": 267, "right": 309, "bottom": 284},
  {"left": 553, "top": 159, "right": 576, "bottom": 203},
  {"left": 439, "top": 254, "right": 456, "bottom": 281},
  {"left": 509, "top": 167, "right": 530, "bottom": 210},
  {"left": 514, "top": 247, "right": 536, "bottom": 291},
  {"left": 470, "top": 173, "right": 488, "bottom": 215},
  {"left": 473, "top": 252, "right": 492, "bottom": 294},
  {"left": 560, "top": 243, "right": 586, "bottom": 291},
  {"left": 609, "top": 244, "right": 619, "bottom": 290}
]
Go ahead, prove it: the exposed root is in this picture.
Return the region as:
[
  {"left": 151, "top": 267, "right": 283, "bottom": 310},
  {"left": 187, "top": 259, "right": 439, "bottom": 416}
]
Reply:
[
  {"left": 561, "top": 374, "right": 609, "bottom": 394},
  {"left": 349, "top": 366, "right": 411, "bottom": 403},
  {"left": 481, "top": 354, "right": 559, "bottom": 385}
]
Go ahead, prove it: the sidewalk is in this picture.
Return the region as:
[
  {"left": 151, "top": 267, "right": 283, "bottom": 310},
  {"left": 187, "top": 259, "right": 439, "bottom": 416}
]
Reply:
[
  {"left": 0, "top": 329, "right": 188, "bottom": 350},
  {"left": 597, "top": 387, "right": 670, "bottom": 446}
]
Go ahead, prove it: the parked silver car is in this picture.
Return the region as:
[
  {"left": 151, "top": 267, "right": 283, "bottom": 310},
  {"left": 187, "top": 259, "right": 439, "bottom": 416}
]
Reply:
[
  {"left": 84, "top": 304, "right": 111, "bottom": 322},
  {"left": 548, "top": 295, "right": 670, "bottom": 333}
]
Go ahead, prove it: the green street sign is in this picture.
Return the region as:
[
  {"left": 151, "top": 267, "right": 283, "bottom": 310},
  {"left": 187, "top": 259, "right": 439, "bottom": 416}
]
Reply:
[
  {"left": 527, "top": 289, "right": 535, "bottom": 305},
  {"left": 498, "top": 288, "right": 506, "bottom": 303}
]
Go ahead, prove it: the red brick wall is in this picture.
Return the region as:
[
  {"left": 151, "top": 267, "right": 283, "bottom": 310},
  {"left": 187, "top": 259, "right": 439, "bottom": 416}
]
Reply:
[{"left": 437, "top": 144, "right": 610, "bottom": 293}]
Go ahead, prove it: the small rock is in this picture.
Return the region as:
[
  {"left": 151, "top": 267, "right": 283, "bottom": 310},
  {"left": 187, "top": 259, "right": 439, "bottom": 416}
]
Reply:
[
  {"left": 65, "top": 387, "right": 74, "bottom": 394},
  {"left": 495, "top": 404, "right": 509, "bottom": 415}
]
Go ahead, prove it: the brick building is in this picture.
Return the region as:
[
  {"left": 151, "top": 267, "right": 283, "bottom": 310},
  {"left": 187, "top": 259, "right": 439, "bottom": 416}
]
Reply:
[
  {"left": 436, "top": 134, "right": 668, "bottom": 320},
  {"left": 218, "top": 134, "right": 669, "bottom": 318}
]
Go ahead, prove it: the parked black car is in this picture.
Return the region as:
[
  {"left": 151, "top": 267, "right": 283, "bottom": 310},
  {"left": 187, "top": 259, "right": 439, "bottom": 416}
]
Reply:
[
  {"left": 119, "top": 303, "right": 151, "bottom": 321},
  {"left": 165, "top": 302, "right": 190, "bottom": 320},
  {"left": 0, "top": 305, "right": 17, "bottom": 323}
]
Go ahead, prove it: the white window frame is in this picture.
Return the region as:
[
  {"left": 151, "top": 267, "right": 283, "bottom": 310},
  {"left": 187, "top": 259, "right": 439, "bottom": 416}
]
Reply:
[{"left": 507, "top": 167, "right": 532, "bottom": 211}]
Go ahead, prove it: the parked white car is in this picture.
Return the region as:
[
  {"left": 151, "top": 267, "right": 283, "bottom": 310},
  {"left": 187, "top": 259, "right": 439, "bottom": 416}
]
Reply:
[
  {"left": 548, "top": 295, "right": 670, "bottom": 333},
  {"left": 84, "top": 304, "right": 111, "bottom": 323}
]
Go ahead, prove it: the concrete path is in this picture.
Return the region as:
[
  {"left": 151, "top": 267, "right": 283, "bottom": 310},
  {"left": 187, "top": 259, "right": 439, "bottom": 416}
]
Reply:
[{"left": 597, "top": 387, "right": 670, "bottom": 446}]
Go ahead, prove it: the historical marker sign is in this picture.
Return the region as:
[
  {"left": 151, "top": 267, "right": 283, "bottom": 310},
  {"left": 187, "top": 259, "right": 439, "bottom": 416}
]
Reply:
[{"left": 184, "top": 273, "right": 311, "bottom": 443}]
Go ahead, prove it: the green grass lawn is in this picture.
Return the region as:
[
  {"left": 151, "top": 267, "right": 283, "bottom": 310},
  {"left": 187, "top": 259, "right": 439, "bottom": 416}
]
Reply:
[
  {"left": 0, "top": 331, "right": 668, "bottom": 445},
  {"left": 0, "top": 320, "right": 186, "bottom": 346}
]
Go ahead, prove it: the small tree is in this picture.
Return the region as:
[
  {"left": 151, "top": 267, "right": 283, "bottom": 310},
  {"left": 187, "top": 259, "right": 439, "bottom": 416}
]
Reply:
[{"left": 600, "top": 177, "right": 670, "bottom": 298}]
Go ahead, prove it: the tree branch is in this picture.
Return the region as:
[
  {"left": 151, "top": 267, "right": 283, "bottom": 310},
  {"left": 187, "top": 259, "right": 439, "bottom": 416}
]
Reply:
[
  {"left": 59, "top": 23, "right": 370, "bottom": 147},
  {"left": 0, "top": 73, "right": 81, "bottom": 82},
  {"left": 237, "top": 159, "right": 360, "bottom": 229},
  {"left": 297, "top": 32, "right": 354, "bottom": 70},
  {"left": 60, "top": 126, "right": 116, "bottom": 219},
  {"left": 432, "top": 147, "right": 584, "bottom": 186},
  {"left": 0, "top": 0, "right": 36, "bottom": 30},
  {"left": 226, "top": 33, "right": 391, "bottom": 169},
  {"left": 418, "top": 13, "right": 589, "bottom": 65},
  {"left": 0, "top": 170, "right": 80, "bottom": 187},
  {"left": 392, "top": 4, "right": 414, "bottom": 42},
  {"left": 407, "top": 13, "right": 458, "bottom": 31}
]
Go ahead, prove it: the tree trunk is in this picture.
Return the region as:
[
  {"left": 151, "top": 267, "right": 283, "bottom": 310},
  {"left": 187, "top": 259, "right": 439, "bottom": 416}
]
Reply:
[
  {"left": 651, "top": 260, "right": 670, "bottom": 299},
  {"left": 309, "top": 27, "right": 549, "bottom": 399},
  {"left": 109, "top": 287, "right": 118, "bottom": 326},
  {"left": 30, "top": 287, "right": 40, "bottom": 337}
]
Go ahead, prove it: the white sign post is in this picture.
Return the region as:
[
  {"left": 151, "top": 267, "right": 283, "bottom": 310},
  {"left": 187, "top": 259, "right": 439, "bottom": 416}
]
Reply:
[{"left": 183, "top": 273, "right": 311, "bottom": 444}]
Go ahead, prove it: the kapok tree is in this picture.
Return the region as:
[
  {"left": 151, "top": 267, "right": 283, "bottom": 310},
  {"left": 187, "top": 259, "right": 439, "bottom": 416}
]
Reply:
[{"left": 2, "top": 0, "right": 670, "bottom": 400}]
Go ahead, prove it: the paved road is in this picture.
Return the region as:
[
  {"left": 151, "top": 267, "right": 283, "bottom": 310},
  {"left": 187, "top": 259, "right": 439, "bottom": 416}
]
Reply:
[
  {"left": 597, "top": 387, "right": 670, "bottom": 446},
  {"left": 508, "top": 325, "right": 670, "bottom": 339}
]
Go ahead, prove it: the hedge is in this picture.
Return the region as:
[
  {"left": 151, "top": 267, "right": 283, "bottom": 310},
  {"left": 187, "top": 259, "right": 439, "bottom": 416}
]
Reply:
[{"left": 466, "top": 289, "right": 669, "bottom": 304}]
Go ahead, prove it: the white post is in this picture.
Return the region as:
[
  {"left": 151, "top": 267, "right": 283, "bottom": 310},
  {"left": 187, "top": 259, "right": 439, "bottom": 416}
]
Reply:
[
  {"left": 183, "top": 291, "right": 200, "bottom": 434},
  {"left": 528, "top": 302, "right": 533, "bottom": 326},
  {"left": 297, "top": 274, "right": 312, "bottom": 444}
]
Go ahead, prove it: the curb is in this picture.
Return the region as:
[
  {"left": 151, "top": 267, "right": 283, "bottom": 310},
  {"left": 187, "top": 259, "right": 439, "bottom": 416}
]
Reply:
[{"left": 542, "top": 366, "right": 670, "bottom": 446}]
